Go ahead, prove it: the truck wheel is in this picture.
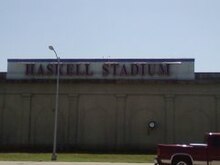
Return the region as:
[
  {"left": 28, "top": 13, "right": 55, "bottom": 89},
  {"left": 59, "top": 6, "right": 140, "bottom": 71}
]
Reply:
[{"left": 173, "top": 159, "right": 192, "bottom": 165}]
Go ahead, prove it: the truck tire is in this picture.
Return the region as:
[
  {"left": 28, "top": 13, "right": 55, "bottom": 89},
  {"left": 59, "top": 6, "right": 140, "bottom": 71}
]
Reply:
[{"left": 172, "top": 159, "right": 192, "bottom": 165}]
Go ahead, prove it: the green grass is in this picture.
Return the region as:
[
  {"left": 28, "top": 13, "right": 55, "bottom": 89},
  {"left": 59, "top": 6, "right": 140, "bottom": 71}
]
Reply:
[{"left": 0, "top": 153, "right": 155, "bottom": 163}]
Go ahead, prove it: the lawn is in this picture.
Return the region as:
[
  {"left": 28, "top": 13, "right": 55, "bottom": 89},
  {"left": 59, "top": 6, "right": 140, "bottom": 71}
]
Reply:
[{"left": 0, "top": 153, "right": 155, "bottom": 163}]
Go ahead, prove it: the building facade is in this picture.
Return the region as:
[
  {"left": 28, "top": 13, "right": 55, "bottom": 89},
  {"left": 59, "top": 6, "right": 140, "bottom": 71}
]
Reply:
[{"left": 0, "top": 58, "right": 220, "bottom": 152}]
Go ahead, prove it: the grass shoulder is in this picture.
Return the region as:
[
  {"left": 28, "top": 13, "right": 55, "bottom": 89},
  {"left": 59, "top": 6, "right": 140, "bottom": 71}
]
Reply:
[{"left": 0, "top": 153, "right": 155, "bottom": 163}]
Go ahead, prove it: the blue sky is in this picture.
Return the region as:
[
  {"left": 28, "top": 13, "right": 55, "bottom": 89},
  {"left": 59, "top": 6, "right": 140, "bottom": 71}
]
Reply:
[{"left": 1, "top": 0, "right": 220, "bottom": 72}]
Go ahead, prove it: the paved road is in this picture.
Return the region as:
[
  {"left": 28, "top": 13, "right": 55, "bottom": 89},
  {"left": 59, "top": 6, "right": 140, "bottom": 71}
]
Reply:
[{"left": 0, "top": 162, "right": 153, "bottom": 165}]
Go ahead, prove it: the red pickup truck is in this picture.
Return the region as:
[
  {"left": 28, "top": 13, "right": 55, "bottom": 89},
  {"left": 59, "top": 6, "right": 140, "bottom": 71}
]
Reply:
[{"left": 155, "top": 132, "right": 220, "bottom": 165}]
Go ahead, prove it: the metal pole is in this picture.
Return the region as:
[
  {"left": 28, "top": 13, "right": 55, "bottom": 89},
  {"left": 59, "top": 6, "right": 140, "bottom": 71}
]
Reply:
[{"left": 49, "top": 46, "right": 60, "bottom": 161}]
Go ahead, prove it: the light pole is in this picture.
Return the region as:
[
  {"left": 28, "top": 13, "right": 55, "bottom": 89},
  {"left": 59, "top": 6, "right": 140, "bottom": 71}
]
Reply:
[{"left": 48, "top": 45, "right": 60, "bottom": 161}]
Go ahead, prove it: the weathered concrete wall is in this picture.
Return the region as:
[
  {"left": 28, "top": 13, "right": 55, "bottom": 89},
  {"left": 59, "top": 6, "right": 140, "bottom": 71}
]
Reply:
[{"left": 0, "top": 81, "right": 220, "bottom": 152}]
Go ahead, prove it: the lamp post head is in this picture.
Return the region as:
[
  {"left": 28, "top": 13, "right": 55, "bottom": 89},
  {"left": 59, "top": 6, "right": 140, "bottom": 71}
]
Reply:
[
  {"left": 49, "top": 46, "right": 54, "bottom": 51},
  {"left": 48, "top": 45, "right": 59, "bottom": 59}
]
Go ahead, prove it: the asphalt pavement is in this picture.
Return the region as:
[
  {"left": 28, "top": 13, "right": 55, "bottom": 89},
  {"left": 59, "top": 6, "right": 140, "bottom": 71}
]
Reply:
[{"left": 0, "top": 162, "right": 153, "bottom": 165}]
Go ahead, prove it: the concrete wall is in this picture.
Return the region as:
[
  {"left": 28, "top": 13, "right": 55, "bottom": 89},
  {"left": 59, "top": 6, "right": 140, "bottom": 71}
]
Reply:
[{"left": 0, "top": 81, "right": 220, "bottom": 152}]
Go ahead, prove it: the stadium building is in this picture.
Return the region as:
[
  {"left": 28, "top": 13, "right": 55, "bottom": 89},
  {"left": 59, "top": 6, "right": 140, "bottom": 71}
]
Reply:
[{"left": 0, "top": 58, "right": 220, "bottom": 152}]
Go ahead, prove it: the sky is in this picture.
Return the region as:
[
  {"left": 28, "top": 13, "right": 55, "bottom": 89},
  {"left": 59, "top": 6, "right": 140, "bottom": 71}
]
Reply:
[{"left": 1, "top": 0, "right": 220, "bottom": 72}]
